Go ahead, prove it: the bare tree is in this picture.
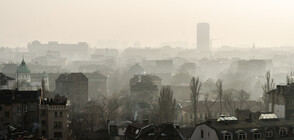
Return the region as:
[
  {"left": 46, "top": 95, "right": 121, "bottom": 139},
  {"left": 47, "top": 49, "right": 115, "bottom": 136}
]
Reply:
[
  {"left": 216, "top": 79, "right": 223, "bottom": 115},
  {"left": 190, "top": 77, "right": 201, "bottom": 124},
  {"left": 202, "top": 79, "right": 218, "bottom": 119},
  {"left": 91, "top": 95, "right": 121, "bottom": 128},
  {"left": 121, "top": 94, "right": 136, "bottom": 121},
  {"left": 223, "top": 92, "right": 236, "bottom": 115},
  {"left": 237, "top": 89, "right": 250, "bottom": 109},
  {"left": 204, "top": 93, "right": 218, "bottom": 119},
  {"left": 262, "top": 70, "right": 275, "bottom": 111},
  {"left": 158, "top": 86, "right": 177, "bottom": 123}
]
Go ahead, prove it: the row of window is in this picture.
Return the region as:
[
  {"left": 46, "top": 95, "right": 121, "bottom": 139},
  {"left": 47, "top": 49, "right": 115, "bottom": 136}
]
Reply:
[
  {"left": 222, "top": 127, "right": 289, "bottom": 140},
  {"left": 41, "top": 120, "right": 63, "bottom": 129},
  {"left": 18, "top": 74, "right": 30, "bottom": 79},
  {"left": 42, "top": 131, "right": 63, "bottom": 138},
  {"left": 55, "top": 111, "right": 63, "bottom": 117},
  {"left": 0, "top": 105, "right": 36, "bottom": 113},
  {"left": 41, "top": 110, "right": 64, "bottom": 117},
  {"left": 186, "top": 112, "right": 231, "bottom": 120}
]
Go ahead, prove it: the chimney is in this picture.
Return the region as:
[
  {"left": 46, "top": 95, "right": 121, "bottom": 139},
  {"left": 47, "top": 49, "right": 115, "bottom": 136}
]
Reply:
[{"left": 246, "top": 114, "right": 252, "bottom": 122}]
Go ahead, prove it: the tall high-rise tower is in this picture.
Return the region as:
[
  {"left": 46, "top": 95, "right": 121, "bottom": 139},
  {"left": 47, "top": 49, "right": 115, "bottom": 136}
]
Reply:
[{"left": 197, "top": 23, "right": 210, "bottom": 50}]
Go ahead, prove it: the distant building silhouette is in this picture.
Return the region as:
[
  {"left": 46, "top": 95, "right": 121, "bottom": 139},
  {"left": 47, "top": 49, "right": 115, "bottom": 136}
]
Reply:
[
  {"left": 55, "top": 73, "right": 88, "bottom": 112},
  {"left": 197, "top": 23, "right": 210, "bottom": 50},
  {"left": 27, "top": 41, "right": 88, "bottom": 60}
]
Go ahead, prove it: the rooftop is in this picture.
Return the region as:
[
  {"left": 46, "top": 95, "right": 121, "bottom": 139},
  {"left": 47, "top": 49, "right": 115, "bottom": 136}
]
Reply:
[{"left": 17, "top": 59, "right": 30, "bottom": 74}]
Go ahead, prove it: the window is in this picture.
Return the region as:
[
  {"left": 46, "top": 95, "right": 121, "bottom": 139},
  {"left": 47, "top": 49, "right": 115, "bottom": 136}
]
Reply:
[
  {"left": 5, "top": 111, "right": 9, "bottom": 117},
  {"left": 17, "top": 117, "right": 22, "bottom": 123},
  {"left": 279, "top": 128, "right": 287, "bottom": 137},
  {"left": 265, "top": 130, "right": 273, "bottom": 138},
  {"left": 55, "top": 112, "right": 57, "bottom": 117},
  {"left": 224, "top": 133, "right": 232, "bottom": 140},
  {"left": 17, "top": 106, "right": 22, "bottom": 112},
  {"left": 253, "top": 131, "right": 261, "bottom": 139},
  {"left": 54, "top": 132, "right": 62, "bottom": 138},
  {"left": 60, "top": 112, "right": 62, "bottom": 117},
  {"left": 41, "top": 110, "right": 46, "bottom": 116},
  {"left": 23, "top": 105, "right": 27, "bottom": 112},
  {"left": 41, "top": 120, "right": 46, "bottom": 126},
  {"left": 42, "top": 130, "right": 46, "bottom": 136},
  {"left": 54, "top": 122, "right": 62, "bottom": 128},
  {"left": 0, "top": 106, "right": 2, "bottom": 111},
  {"left": 30, "top": 105, "right": 36, "bottom": 111},
  {"left": 238, "top": 131, "right": 246, "bottom": 140},
  {"left": 201, "top": 130, "right": 204, "bottom": 138}
]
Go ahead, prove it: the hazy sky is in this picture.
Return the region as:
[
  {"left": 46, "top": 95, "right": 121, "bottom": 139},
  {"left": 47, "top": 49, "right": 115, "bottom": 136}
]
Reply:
[{"left": 0, "top": 0, "right": 294, "bottom": 48}]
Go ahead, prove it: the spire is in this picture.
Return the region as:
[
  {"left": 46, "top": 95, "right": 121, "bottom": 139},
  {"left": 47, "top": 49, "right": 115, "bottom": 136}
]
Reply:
[
  {"left": 21, "top": 57, "right": 25, "bottom": 65},
  {"left": 41, "top": 78, "right": 46, "bottom": 98}
]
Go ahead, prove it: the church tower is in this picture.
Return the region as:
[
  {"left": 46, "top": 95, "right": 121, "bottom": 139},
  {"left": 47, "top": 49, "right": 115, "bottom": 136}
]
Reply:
[{"left": 17, "top": 58, "right": 31, "bottom": 83}]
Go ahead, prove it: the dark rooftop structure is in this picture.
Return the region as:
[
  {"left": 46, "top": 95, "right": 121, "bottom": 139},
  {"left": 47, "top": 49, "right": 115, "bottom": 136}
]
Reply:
[
  {"left": 125, "top": 122, "right": 185, "bottom": 140},
  {"left": 190, "top": 115, "right": 294, "bottom": 140},
  {"left": 0, "top": 89, "right": 41, "bottom": 103}
]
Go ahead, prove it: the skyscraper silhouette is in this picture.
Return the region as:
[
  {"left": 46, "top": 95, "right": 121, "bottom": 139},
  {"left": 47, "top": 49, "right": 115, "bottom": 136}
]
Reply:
[{"left": 197, "top": 23, "right": 210, "bottom": 50}]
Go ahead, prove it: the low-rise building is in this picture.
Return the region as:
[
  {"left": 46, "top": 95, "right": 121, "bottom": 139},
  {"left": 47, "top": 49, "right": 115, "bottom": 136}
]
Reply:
[
  {"left": 39, "top": 95, "right": 68, "bottom": 140},
  {"left": 268, "top": 83, "right": 294, "bottom": 119},
  {"left": 125, "top": 121, "right": 185, "bottom": 140},
  {"left": 55, "top": 73, "right": 88, "bottom": 112},
  {"left": 0, "top": 89, "right": 41, "bottom": 139},
  {"left": 190, "top": 114, "right": 294, "bottom": 140},
  {"left": 181, "top": 101, "right": 262, "bottom": 126}
]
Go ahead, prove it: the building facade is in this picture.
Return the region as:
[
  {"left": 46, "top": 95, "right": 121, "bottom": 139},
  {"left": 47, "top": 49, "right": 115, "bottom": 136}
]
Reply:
[
  {"left": 0, "top": 89, "right": 41, "bottom": 139},
  {"left": 55, "top": 73, "right": 88, "bottom": 112},
  {"left": 267, "top": 84, "right": 294, "bottom": 119},
  {"left": 190, "top": 115, "right": 294, "bottom": 140},
  {"left": 39, "top": 95, "right": 68, "bottom": 140}
]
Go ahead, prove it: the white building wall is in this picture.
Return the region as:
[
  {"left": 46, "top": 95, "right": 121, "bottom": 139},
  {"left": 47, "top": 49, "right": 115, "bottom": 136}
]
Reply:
[{"left": 190, "top": 124, "right": 219, "bottom": 140}]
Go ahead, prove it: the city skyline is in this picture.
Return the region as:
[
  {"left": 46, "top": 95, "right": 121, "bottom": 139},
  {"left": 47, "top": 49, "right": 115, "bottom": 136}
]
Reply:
[{"left": 0, "top": 0, "right": 294, "bottom": 48}]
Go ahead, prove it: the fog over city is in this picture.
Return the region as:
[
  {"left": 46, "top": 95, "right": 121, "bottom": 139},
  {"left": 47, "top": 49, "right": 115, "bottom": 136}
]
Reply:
[
  {"left": 1, "top": 0, "right": 294, "bottom": 47},
  {"left": 1, "top": 0, "right": 294, "bottom": 140}
]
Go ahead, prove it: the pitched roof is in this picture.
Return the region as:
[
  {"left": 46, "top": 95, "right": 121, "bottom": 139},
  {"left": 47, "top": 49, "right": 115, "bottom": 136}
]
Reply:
[
  {"left": 2, "top": 63, "right": 17, "bottom": 74},
  {"left": 0, "top": 73, "right": 14, "bottom": 85},
  {"left": 153, "top": 123, "right": 185, "bottom": 140},
  {"left": 56, "top": 73, "right": 88, "bottom": 81},
  {"left": 178, "top": 127, "right": 194, "bottom": 139},
  {"left": 125, "top": 122, "right": 154, "bottom": 139},
  {"left": 84, "top": 71, "right": 107, "bottom": 79},
  {"left": 199, "top": 119, "right": 294, "bottom": 140}
]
